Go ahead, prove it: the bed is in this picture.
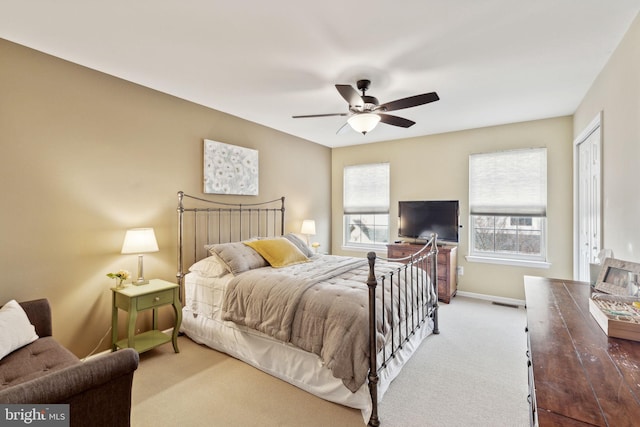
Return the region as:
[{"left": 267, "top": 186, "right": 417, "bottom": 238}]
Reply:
[{"left": 176, "top": 191, "right": 440, "bottom": 426}]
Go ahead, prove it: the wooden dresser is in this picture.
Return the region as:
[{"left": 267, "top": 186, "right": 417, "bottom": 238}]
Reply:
[
  {"left": 524, "top": 275, "right": 640, "bottom": 426},
  {"left": 387, "top": 243, "right": 457, "bottom": 303}
]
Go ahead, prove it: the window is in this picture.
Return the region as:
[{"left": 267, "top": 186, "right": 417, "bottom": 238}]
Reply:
[
  {"left": 343, "top": 163, "right": 389, "bottom": 249},
  {"left": 469, "top": 148, "right": 547, "bottom": 263}
]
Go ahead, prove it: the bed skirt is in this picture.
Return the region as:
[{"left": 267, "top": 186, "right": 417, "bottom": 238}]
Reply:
[{"left": 180, "top": 306, "right": 434, "bottom": 424}]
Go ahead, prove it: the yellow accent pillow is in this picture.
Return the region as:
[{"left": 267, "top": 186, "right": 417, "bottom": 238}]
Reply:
[{"left": 244, "top": 237, "right": 309, "bottom": 268}]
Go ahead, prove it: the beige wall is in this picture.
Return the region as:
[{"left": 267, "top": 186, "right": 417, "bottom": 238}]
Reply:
[
  {"left": 0, "top": 39, "right": 331, "bottom": 356},
  {"left": 332, "top": 116, "right": 574, "bottom": 301},
  {"left": 574, "top": 13, "right": 640, "bottom": 263}
]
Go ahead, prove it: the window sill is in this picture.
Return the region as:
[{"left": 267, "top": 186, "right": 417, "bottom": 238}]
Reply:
[{"left": 465, "top": 255, "right": 551, "bottom": 269}]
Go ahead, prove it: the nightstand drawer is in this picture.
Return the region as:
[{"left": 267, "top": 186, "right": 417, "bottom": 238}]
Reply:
[{"left": 137, "top": 289, "right": 174, "bottom": 310}]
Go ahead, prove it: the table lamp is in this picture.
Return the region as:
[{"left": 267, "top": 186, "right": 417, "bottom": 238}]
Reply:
[
  {"left": 300, "top": 219, "right": 316, "bottom": 246},
  {"left": 121, "top": 228, "right": 159, "bottom": 285}
]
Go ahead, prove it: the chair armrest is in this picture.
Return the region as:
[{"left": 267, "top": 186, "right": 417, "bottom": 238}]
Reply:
[
  {"left": 0, "top": 349, "right": 139, "bottom": 427},
  {"left": 19, "top": 298, "right": 52, "bottom": 337}
]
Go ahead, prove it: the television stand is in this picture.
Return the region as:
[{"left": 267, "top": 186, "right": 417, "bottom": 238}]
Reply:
[{"left": 386, "top": 242, "right": 457, "bottom": 303}]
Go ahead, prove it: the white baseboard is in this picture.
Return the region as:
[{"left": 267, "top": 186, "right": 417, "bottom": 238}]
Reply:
[{"left": 456, "top": 291, "right": 525, "bottom": 307}]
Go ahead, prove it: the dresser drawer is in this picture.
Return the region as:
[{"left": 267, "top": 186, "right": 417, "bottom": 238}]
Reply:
[
  {"left": 390, "top": 246, "right": 434, "bottom": 259},
  {"left": 137, "top": 289, "right": 174, "bottom": 310},
  {"left": 391, "top": 249, "right": 417, "bottom": 259}
]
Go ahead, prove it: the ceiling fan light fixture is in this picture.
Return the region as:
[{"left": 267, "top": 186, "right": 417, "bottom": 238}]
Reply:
[{"left": 348, "top": 113, "right": 381, "bottom": 135}]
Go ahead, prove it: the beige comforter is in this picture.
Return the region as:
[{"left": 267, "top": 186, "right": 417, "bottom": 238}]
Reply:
[{"left": 222, "top": 255, "right": 429, "bottom": 392}]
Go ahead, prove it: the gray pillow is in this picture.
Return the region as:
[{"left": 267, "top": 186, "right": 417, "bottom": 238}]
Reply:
[
  {"left": 208, "top": 241, "right": 268, "bottom": 275},
  {"left": 283, "top": 233, "right": 314, "bottom": 257}
]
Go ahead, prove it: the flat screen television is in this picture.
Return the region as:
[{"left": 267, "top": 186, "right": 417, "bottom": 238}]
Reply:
[{"left": 398, "top": 200, "right": 460, "bottom": 243}]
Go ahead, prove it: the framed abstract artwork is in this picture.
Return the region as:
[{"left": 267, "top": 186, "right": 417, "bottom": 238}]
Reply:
[{"left": 203, "top": 139, "right": 259, "bottom": 195}]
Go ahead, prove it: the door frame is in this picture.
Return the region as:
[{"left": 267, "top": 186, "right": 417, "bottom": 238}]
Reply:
[{"left": 573, "top": 111, "right": 602, "bottom": 280}]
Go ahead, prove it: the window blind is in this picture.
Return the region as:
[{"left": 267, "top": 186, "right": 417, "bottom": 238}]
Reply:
[
  {"left": 343, "top": 163, "right": 389, "bottom": 214},
  {"left": 469, "top": 148, "right": 547, "bottom": 217}
]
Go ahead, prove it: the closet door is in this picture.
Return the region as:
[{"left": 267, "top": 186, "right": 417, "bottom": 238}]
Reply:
[{"left": 576, "top": 125, "right": 601, "bottom": 282}]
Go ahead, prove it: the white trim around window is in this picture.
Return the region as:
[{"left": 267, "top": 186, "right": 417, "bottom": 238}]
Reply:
[{"left": 465, "top": 254, "right": 551, "bottom": 269}]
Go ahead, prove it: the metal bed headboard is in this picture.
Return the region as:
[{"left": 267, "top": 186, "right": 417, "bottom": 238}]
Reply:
[{"left": 176, "top": 191, "right": 285, "bottom": 301}]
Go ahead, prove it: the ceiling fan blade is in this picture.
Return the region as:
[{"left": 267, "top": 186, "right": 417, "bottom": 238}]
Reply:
[
  {"left": 336, "top": 122, "right": 352, "bottom": 135},
  {"left": 335, "top": 84, "right": 364, "bottom": 108},
  {"left": 292, "top": 113, "right": 348, "bottom": 118},
  {"left": 378, "top": 92, "right": 439, "bottom": 112},
  {"left": 378, "top": 114, "right": 416, "bottom": 128}
]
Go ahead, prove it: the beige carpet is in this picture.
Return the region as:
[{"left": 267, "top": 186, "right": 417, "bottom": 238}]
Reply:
[{"left": 131, "top": 296, "right": 529, "bottom": 427}]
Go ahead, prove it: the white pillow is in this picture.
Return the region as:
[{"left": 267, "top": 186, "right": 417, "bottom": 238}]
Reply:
[
  {"left": 189, "top": 254, "right": 229, "bottom": 278},
  {"left": 0, "top": 299, "right": 39, "bottom": 360}
]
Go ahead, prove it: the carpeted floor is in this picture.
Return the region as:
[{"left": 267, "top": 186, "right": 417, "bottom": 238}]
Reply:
[{"left": 131, "top": 296, "right": 529, "bottom": 427}]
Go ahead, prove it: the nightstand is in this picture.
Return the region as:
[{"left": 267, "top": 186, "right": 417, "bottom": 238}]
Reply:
[{"left": 111, "top": 279, "right": 182, "bottom": 353}]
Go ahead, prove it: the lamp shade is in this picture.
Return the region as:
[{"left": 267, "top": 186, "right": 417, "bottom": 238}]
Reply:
[
  {"left": 347, "top": 113, "right": 381, "bottom": 134},
  {"left": 121, "top": 228, "right": 159, "bottom": 254},
  {"left": 300, "top": 220, "right": 316, "bottom": 235}
]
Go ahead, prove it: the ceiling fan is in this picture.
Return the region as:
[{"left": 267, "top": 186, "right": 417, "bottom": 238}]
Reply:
[{"left": 292, "top": 79, "right": 439, "bottom": 135}]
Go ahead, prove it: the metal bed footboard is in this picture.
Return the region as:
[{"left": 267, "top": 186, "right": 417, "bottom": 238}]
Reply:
[{"left": 365, "top": 234, "right": 440, "bottom": 427}]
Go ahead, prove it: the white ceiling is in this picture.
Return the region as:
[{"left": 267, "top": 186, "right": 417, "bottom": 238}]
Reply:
[{"left": 2, "top": 1, "right": 639, "bottom": 148}]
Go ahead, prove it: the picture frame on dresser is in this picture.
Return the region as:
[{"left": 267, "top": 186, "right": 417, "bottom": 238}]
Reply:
[{"left": 594, "top": 257, "right": 640, "bottom": 296}]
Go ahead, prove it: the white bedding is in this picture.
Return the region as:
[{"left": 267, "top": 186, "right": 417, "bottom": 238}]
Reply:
[{"left": 180, "top": 257, "right": 434, "bottom": 424}]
